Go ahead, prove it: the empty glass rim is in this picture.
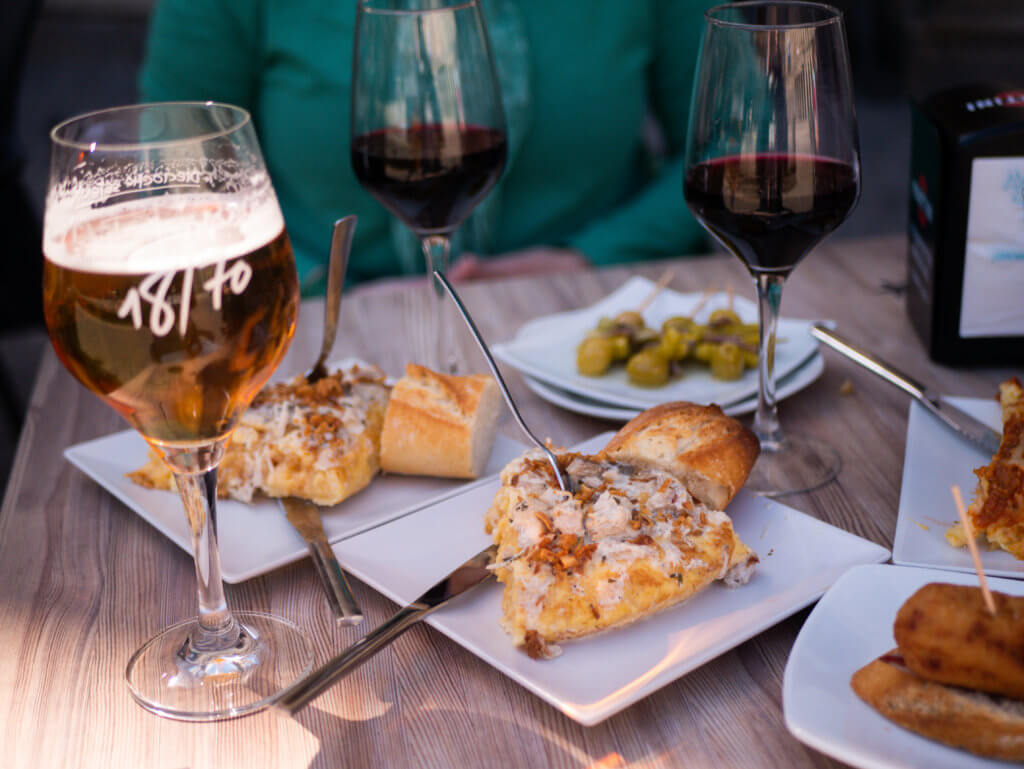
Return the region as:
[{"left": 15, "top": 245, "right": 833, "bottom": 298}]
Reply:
[
  {"left": 706, "top": 1, "right": 841, "bottom": 29},
  {"left": 50, "top": 101, "right": 252, "bottom": 152},
  {"left": 357, "top": 0, "right": 476, "bottom": 15}
]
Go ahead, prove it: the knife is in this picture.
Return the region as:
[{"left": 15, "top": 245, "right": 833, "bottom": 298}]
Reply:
[
  {"left": 809, "top": 324, "right": 1001, "bottom": 455},
  {"left": 279, "top": 497, "right": 364, "bottom": 626},
  {"left": 274, "top": 543, "right": 498, "bottom": 716}
]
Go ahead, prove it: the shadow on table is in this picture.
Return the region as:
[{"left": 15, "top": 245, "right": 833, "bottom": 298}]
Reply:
[{"left": 291, "top": 702, "right": 629, "bottom": 769}]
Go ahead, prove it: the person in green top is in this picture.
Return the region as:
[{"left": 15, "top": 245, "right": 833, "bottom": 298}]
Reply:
[{"left": 139, "top": 0, "right": 711, "bottom": 293}]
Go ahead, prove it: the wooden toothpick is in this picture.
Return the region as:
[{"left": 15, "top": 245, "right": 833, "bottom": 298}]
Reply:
[
  {"left": 636, "top": 269, "right": 676, "bottom": 313},
  {"left": 952, "top": 484, "right": 997, "bottom": 615},
  {"left": 690, "top": 287, "right": 715, "bottom": 318}
]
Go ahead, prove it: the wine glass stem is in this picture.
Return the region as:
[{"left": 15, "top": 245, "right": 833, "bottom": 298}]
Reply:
[
  {"left": 421, "top": 234, "right": 457, "bottom": 373},
  {"left": 753, "top": 272, "right": 786, "bottom": 448},
  {"left": 165, "top": 443, "right": 239, "bottom": 651}
]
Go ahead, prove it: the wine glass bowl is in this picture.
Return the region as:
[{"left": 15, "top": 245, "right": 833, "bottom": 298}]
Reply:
[
  {"left": 684, "top": 1, "right": 861, "bottom": 495},
  {"left": 42, "top": 102, "right": 312, "bottom": 720},
  {"left": 350, "top": 0, "right": 507, "bottom": 370}
]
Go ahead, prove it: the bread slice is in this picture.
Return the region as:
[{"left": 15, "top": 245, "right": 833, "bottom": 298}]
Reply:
[
  {"left": 601, "top": 401, "right": 760, "bottom": 509},
  {"left": 379, "top": 364, "right": 501, "bottom": 479},
  {"left": 852, "top": 652, "right": 1024, "bottom": 761}
]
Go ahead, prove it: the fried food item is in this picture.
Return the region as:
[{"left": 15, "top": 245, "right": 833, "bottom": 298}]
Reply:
[
  {"left": 894, "top": 582, "right": 1024, "bottom": 700},
  {"left": 851, "top": 651, "right": 1024, "bottom": 762},
  {"left": 129, "top": 363, "right": 390, "bottom": 506},
  {"left": 485, "top": 450, "right": 757, "bottom": 659},
  {"left": 947, "top": 376, "right": 1024, "bottom": 558}
]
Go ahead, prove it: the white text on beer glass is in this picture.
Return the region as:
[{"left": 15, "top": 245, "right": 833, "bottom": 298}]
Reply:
[{"left": 117, "top": 258, "right": 253, "bottom": 337}]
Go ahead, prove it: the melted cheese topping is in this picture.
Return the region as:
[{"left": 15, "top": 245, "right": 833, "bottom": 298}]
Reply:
[{"left": 486, "top": 450, "right": 756, "bottom": 657}]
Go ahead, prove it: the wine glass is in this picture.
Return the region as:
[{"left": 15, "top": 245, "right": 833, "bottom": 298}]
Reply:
[
  {"left": 42, "top": 102, "right": 312, "bottom": 720},
  {"left": 350, "top": 0, "right": 507, "bottom": 372},
  {"left": 683, "top": 1, "right": 861, "bottom": 496}
]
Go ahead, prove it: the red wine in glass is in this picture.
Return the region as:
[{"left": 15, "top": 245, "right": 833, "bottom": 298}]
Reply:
[
  {"left": 351, "top": 124, "right": 507, "bottom": 235},
  {"left": 683, "top": 2, "right": 861, "bottom": 496},
  {"left": 684, "top": 153, "right": 859, "bottom": 275}
]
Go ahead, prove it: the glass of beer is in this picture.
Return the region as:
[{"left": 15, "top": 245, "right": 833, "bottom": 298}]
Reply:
[{"left": 43, "top": 102, "right": 313, "bottom": 720}]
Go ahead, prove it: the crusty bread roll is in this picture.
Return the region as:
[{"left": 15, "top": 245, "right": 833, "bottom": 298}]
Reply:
[
  {"left": 851, "top": 652, "right": 1024, "bottom": 761},
  {"left": 379, "top": 363, "right": 501, "bottom": 479},
  {"left": 600, "top": 401, "right": 759, "bottom": 509}
]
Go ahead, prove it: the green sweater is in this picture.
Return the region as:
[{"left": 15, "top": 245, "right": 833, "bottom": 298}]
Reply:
[{"left": 140, "top": 0, "right": 709, "bottom": 291}]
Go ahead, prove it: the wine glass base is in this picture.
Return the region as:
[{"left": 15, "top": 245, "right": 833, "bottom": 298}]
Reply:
[
  {"left": 125, "top": 611, "right": 313, "bottom": 722},
  {"left": 744, "top": 433, "right": 841, "bottom": 497}
]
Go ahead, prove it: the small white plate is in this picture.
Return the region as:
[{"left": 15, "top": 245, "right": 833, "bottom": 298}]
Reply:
[
  {"left": 892, "top": 397, "right": 1024, "bottom": 577},
  {"left": 65, "top": 430, "right": 527, "bottom": 583},
  {"left": 332, "top": 432, "right": 890, "bottom": 726},
  {"left": 492, "top": 275, "right": 821, "bottom": 410},
  {"left": 523, "top": 352, "right": 826, "bottom": 422},
  {"left": 784, "top": 563, "right": 1024, "bottom": 769}
]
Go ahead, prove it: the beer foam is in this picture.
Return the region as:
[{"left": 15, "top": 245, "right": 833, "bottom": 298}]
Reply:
[{"left": 43, "top": 193, "right": 286, "bottom": 274}]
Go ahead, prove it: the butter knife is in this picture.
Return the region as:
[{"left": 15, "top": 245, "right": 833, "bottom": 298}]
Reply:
[
  {"left": 274, "top": 543, "right": 497, "bottom": 715},
  {"left": 810, "top": 324, "right": 1001, "bottom": 454},
  {"left": 279, "top": 497, "right": 364, "bottom": 626}
]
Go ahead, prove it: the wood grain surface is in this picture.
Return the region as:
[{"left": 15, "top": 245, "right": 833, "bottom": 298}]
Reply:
[{"left": 0, "top": 235, "right": 1015, "bottom": 769}]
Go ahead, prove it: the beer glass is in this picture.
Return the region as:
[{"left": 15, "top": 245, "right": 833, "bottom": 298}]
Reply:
[{"left": 43, "top": 102, "right": 312, "bottom": 720}]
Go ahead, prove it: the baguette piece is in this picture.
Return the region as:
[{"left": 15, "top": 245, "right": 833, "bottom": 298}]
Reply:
[
  {"left": 379, "top": 364, "right": 501, "bottom": 479},
  {"left": 895, "top": 583, "right": 1024, "bottom": 700},
  {"left": 601, "top": 401, "right": 759, "bottom": 509},
  {"left": 851, "top": 652, "right": 1024, "bottom": 761}
]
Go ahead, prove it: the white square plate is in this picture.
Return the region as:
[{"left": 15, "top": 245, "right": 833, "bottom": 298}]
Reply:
[
  {"left": 492, "top": 275, "right": 821, "bottom": 410},
  {"left": 784, "top": 563, "right": 1024, "bottom": 769},
  {"left": 65, "top": 430, "right": 527, "bottom": 583},
  {"left": 331, "top": 433, "right": 890, "bottom": 725},
  {"left": 892, "top": 397, "right": 1023, "bottom": 577}
]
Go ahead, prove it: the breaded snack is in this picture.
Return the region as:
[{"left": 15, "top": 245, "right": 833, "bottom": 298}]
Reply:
[
  {"left": 129, "top": 363, "right": 390, "bottom": 506},
  {"left": 894, "top": 582, "right": 1024, "bottom": 700},
  {"left": 601, "top": 401, "right": 759, "bottom": 510},
  {"left": 851, "top": 651, "right": 1024, "bottom": 762},
  {"left": 485, "top": 449, "right": 757, "bottom": 659},
  {"left": 379, "top": 363, "right": 501, "bottom": 479},
  {"left": 947, "top": 377, "right": 1024, "bottom": 558}
]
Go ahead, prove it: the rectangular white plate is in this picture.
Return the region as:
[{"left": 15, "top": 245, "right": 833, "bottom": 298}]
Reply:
[
  {"left": 784, "top": 563, "right": 1024, "bottom": 769},
  {"left": 331, "top": 433, "right": 890, "bottom": 726},
  {"left": 65, "top": 430, "right": 527, "bottom": 583},
  {"left": 892, "top": 396, "right": 1024, "bottom": 577},
  {"left": 492, "top": 275, "right": 821, "bottom": 410}
]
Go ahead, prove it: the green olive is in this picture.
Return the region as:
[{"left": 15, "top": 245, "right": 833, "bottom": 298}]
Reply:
[
  {"left": 658, "top": 326, "right": 685, "bottom": 359},
  {"left": 609, "top": 334, "right": 632, "bottom": 360},
  {"left": 708, "top": 308, "right": 742, "bottom": 328},
  {"left": 626, "top": 350, "right": 670, "bottom": 387},
  {"left": 662, "top": 315, "right": 697, "bottom": 334},
  {"left": 693, "top": 341, "right": 717, "bottom": 363},
  {"left": 577, "top": 337, "right": 614, "bottom": 376},
  {"left": 614, "top": 310, "right": 645, "bottom": 329},
  {"left": 710, "top": 342, "right": 744, "bottom": 380}
]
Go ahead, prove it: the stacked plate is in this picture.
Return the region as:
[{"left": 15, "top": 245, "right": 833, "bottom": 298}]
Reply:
[{"left": 492, "top": 275, "right": 827, "bottom": 420}]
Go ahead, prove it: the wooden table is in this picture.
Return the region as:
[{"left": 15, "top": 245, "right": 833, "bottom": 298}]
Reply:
[{"left": 1, "top": 235, "right": 1014, "bottom": 769}]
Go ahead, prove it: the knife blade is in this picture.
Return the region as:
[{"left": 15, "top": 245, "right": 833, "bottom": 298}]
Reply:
[
  {"left": 274, "top": 543, "right": 497, "bottom": 716},
  {"left": 279, "top": 496, "right": 364, "bottom": 626},
  {"left": 810, "top": 324, "right": 1001, "bottom": 455}
]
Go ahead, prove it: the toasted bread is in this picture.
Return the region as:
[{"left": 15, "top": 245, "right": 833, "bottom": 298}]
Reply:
[{"left": 601, "top": 401, "right": 760, "bottom": 509}]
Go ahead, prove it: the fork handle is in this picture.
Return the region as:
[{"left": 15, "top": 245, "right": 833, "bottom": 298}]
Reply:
[{"left": 307, "top": 539, "right": 364, "bottom": 626}]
